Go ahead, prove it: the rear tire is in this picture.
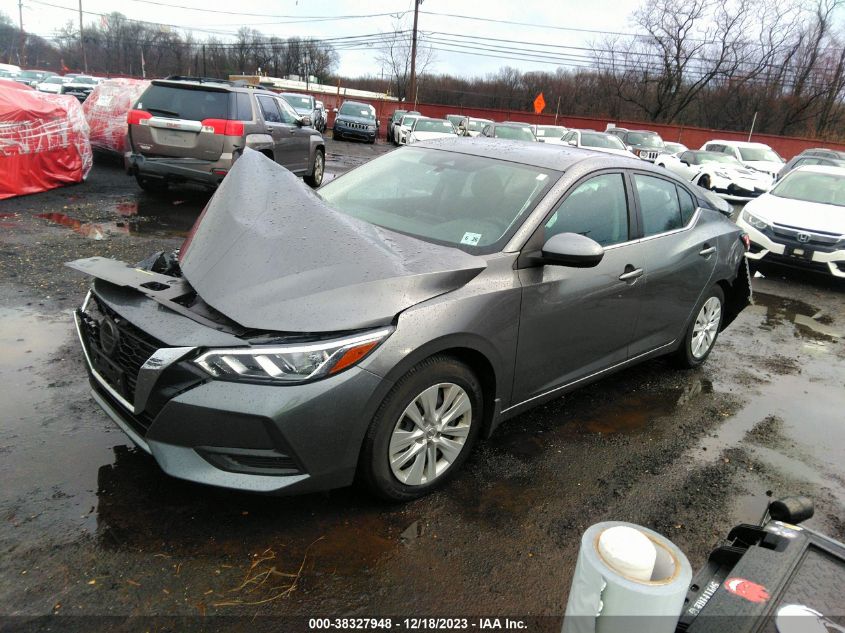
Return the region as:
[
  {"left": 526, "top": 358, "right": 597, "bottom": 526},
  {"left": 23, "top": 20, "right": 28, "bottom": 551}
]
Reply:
[
  {"left": 673, "top": 285, "right": 725, "bottom": 369},
  {"left": 134, "top": 173, "right": 168, "bottom": 193},
  {"left": 304, "top": 148, "right": 325, "bottom": 188},
  {"left": 360, "top": 356, "right": 483, "bottom": 501},
  {"left": 333, "top": 130, "right": 342, "bottom": 141}
]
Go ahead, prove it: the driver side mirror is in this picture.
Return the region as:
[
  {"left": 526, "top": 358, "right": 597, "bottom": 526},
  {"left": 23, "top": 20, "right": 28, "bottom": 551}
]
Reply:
[
  {"left": 539, "top": 233, "right": 604, "bottom": 267},
  {"left": 680, "top": 160, "right": 689, "bottom": 166},
  {"left": 567, "top": 139, "right": 577, "bottom": 146},
  {"left": 299, "top": 115, "right": 312, "bottom": 127},
  {"left": 332, "top": 108, "right": 338, "bottom": 113}
]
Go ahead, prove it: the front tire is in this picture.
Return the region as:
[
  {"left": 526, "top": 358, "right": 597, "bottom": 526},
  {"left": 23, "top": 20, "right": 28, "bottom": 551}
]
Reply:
[
  {"left": 360, "top": 356, "right": 483, "bottom": 501},
  {"left": 304, "top": 148, "right": 325, "bottom": 188},
  {"left": 697, "top": 174, "right": 711, "bottom": 189},
  {"left": 673, "top": 286, "right": 725, "bottom": 368}
]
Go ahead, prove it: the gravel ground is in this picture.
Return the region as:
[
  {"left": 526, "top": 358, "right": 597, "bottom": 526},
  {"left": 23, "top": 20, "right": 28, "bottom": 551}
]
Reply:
[{"left": 0, "top": 140, "right": 843, "bottom": 631}]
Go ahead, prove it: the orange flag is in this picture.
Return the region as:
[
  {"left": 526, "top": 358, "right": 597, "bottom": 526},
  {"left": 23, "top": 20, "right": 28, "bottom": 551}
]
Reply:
[{"left": 533, "top": 92, "right": 546, "bottom": 114}]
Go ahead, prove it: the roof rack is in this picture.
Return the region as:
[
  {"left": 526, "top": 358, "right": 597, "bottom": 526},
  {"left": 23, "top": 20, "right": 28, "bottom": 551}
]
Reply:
[{"left": 163, "top": 75, "right": 233, "bottom": 84}]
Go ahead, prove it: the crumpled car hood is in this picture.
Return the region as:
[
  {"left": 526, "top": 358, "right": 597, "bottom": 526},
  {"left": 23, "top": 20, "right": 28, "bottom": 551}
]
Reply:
[{"left": 179, "top": 149, "right": 486, "bottom": 333}]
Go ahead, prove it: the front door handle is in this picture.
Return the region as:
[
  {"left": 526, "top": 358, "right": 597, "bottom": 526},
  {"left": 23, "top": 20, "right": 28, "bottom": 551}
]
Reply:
[
  {"left": 619, "top": 267, "right": 643, "bottom": 281},
  {"left": 699, "top": 245, "right": 716, "bottom": 257}
]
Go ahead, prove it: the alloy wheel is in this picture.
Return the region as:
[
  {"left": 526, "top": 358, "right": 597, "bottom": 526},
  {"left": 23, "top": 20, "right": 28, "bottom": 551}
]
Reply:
[
  {"left": 691, "top": 296, "right": 722, "bottom": 359},
  {"left": 388, "top": 383, "right": 472, "bottom": 486},
  {"left": 313, "top": 151, "right": 324, "bottom": 185}
]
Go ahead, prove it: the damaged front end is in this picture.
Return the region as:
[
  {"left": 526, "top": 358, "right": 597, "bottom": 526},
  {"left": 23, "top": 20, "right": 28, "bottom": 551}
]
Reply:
[{"left": 66, "top": 149, "right": 486, "bottom": 494}]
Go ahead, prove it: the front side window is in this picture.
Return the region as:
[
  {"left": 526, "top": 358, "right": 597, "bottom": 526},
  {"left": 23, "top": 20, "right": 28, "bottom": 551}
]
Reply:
[
  {"left": 276, "top": 98, "right": 299, "bottom": 124},
  {"left": 544, "top": 173, "right": 629, "bottom": 247},
  {"left": 318, "top": 147, "right": 558, "bottom": 253},
  {"left": 634, "top": 174, "right": 684, "bottom": 236}
]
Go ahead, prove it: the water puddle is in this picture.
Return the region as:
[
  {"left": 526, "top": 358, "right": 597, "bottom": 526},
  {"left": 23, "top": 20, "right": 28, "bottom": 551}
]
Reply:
[
  {"left": 752, "top": 292, "right": 842, "bottom": 341},
  {"left": 0, "top": 301, "right": 118, "bottom": 545},
  {"left": 35, "top": 194, "right": 206, "bottom": 240}
]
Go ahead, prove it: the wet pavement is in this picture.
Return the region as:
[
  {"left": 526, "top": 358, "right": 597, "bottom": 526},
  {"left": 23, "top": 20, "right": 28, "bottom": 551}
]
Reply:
[{"left": 0, "top": 142, "right": 844, "bottom": 625}]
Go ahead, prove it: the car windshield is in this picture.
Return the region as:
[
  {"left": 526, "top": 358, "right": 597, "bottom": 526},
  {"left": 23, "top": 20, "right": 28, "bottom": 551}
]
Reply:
[
  {"left": 339, "top": 103, "right": 375, "bottom": 120},
  {"left": 43, "top": 77, "right": 64, "bottom": 84},
  {"left": 392, "top": 110, "right": 407, "bottom": 121},
  {"left": 627, "top": 132, "right": 664, "bottom": 147},
  {"left": 284, "top": 95, "right": 313, "bottom": 110},
  {"left": 495, "top": 125, "right": 535, "bottom": 141},
  {"left": 414, "top": 119, "right": 454, "bottom": 133},
  {"left": 20, "top": 71, "right": 41, "bottom": 79},
  {"left": 467, "top": 119, "right": 488, "bottom": 131},
  {"left": 697, "top": 153, "right": 742, "bottom": 166},
  {"left": 401, "top": 116, "right": 419, "bottom": 127},
  {"left": 318, "top": 147, "right": 558, "bottom": 253},
  {"left": 771, "top": 171, "right": 845, "bottom": 206},
  {"left": 739, "top": 146, "right": 782, "bottom": 162},
  {"left": 75, "top": 77, "right": 97, "bottom": 85},
  {"left": 581, "top": 133, "right": 626, "bottom": 150},
  {"left": 535, "top": 126, "right": 566, "bottom": 138},
  {"left": 664, "top": 143, "right": 686, "bottom": 153}
]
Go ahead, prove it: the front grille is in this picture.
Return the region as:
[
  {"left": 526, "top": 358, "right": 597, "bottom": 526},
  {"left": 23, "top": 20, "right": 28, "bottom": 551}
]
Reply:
[
  {"left": 92, "top": 379, "right": 156, "bottom": 436},
  {"left": 769, "top": 224, "right": 841, "bottom": 252},
  {"left": 78, "top": 294, "right": 165, "bottom": 411},
  {"left": 639, "top": 150, "right": 658, "bottom": 160},
  {"left": 343, "top": 121, "right": 371, "bottom": 131}
]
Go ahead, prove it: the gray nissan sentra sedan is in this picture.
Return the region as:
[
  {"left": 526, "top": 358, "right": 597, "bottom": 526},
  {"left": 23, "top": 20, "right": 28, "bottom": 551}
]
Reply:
[{"left": 69, "top": 139, "right": 750, "bottom": 500}]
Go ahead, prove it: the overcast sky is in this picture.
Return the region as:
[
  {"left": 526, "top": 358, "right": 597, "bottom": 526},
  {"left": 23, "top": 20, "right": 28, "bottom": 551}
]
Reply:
[{"left": 2, "top": 0, "right": 643, "bottom": 77}]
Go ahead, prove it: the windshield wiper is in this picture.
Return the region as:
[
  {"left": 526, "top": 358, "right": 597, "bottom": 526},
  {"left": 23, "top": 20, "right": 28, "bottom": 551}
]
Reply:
[{"left": 147, "top": 107, "right": 180, "bottom": 117}]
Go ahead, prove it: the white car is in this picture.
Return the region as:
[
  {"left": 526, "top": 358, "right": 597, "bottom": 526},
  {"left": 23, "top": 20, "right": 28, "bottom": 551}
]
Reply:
[
  {"left": 700, "top": 140, "right": 784, "bottom": 179},
  {"left": 408, "top": 117, "right": 457, "bottom": 143},
  {"left": 561, "top": 129, "right": 638, "bottom": 158},
  {"left": 457, "top": 117, "right": 492, "bottom": 137},
  {"left": 532, "top": 125, "right": 568, "bottom": 144},
  {"left": 36, "top": 76, "right": 71, "bottom": 94},
  {"left": 394, "top": 113, "right": 421, "bottom": 145},
  {"left": 656, "top": 150, "right": 773, "bottom": 201},
  {"left": 736, "top": 165, "right": 845, "bottom": 278}
]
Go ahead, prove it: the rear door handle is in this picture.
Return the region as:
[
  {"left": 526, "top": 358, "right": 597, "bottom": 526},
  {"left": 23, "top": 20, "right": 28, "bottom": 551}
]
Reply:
[
  {"left": 619, "top": 267, "right": 643, "bottom": 281},
  {"left": 699, "top": 245, "right": 716, "bottom": 257}
]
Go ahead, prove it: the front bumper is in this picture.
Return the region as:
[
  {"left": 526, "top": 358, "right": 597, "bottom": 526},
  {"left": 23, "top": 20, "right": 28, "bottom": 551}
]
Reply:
[
  {"left": 125, "top": 152, "right": 234, "bottom": 187},
  {"left": 74, "top": 290, "right": 388, "bottom": 494},
  {"left": 333, "top": 122, "right": 376, "bottom": 141},
  {"left": 736, "top": 218, "right": 845, "bottom": 278},
  {"left": 711, "top": 175, "right": 771, "bottom": 202}
]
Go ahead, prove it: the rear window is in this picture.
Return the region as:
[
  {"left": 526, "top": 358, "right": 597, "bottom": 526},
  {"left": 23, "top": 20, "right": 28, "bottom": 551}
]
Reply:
[{"left": 138, "top": 85, "right": 229, "bottom": 121}]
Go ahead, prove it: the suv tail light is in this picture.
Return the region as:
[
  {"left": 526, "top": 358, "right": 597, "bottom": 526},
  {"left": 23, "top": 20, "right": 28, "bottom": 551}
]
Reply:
[
  {"left": 127, "top": 109, "right": 152, "bottom": 125},
  {"left": 201, "top": 119, "right": 245, "bottom": 136}
]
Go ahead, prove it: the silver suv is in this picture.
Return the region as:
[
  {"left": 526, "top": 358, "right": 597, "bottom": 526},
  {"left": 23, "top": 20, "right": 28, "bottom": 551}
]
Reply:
[{"left": 126, "top": 77, "right": 325, "bottom": 192}]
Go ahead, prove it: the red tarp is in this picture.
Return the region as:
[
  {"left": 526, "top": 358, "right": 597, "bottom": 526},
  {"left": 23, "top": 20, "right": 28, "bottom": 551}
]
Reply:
[
  {"left": 0, "top": 78, "right": 93, "bottom": 200},
  {"left": 83, "top": 78, "right": 150, "bottom": 154}
]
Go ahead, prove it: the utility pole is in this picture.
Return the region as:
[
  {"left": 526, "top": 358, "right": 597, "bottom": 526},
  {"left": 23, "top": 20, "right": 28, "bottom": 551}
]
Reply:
[
  {"left": 408, "top": 0, "right": 422, "bottom": 106},
  {"left": 18, "top": 0, "right": 25, "bottom": 66},
  {"left": 202, "top": 44, "right": 206, "bottom": 77},
  {"left": 78, "top": 0, "right": 88, "bottom": 73}
]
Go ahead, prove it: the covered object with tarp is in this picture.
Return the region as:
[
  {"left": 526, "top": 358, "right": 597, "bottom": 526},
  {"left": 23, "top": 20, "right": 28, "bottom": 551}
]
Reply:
[
  {"left": 0, "top": 78, "right": 93, "bottom": 200},
  {"left": 83, "top": 78, "right": 149, "bottom": 154}
]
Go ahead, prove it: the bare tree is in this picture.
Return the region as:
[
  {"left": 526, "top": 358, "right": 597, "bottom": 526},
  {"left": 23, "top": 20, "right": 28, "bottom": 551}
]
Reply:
[{"left": 375, "top": 17, "right": 435, "bottom": 102}]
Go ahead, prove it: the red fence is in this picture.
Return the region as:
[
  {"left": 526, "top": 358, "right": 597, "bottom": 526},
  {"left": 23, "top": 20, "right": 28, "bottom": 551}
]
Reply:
[{"left": 315, "top": 92, "right": 845, "bottom": 160}]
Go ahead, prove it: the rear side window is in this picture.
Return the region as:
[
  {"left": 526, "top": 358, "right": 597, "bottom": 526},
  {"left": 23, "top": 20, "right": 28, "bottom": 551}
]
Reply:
[
  {"left": 234, "top": 92, "right": 253, "bottom": 121},
  {"left": 256, "top": 95, "right": 282, "bottom": 123},
  {"left": 634, "top": 174, "right": 684, "bottom": 236},
  {"left": 138, "top": 85, "right": 229, "bottom": 121}
]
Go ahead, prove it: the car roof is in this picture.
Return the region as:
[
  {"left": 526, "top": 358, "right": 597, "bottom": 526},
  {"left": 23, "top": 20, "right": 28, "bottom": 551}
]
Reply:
[
  {"left": 789, "top": 165, "right": 845, "bottom": 176},
  {"left": 706, "top": 139, "right": 772, "bottom": 148},
  {"left": 150, "top": 78, "right": 272, "bottom": 93},
  {"left": 341, "top": 100, "right": 373, "bottom": 107},
  {"left": 411, "top": 136, "right": 657, "bottom": 171}
]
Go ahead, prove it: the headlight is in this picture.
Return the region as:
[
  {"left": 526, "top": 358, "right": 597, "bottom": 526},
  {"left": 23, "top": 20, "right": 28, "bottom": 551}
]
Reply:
[
  {"left": 741, "top": 210, "right": 769, "bottom": 231},
  {"left": 193, "top": 328, "right": 392, "bottom": 385}
]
